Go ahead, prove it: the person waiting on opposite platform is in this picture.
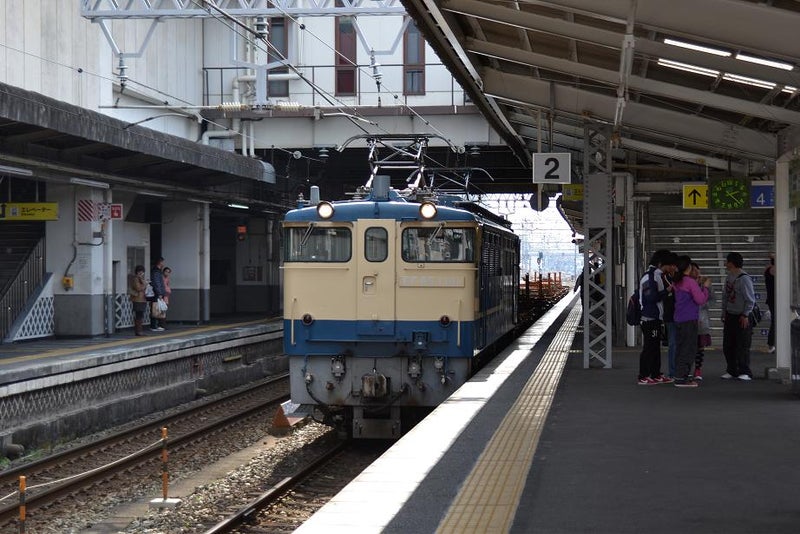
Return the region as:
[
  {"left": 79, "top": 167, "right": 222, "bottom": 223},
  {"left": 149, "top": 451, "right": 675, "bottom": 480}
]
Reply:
[
  {"left": 161, "top": 266, "right": 172, "bottom": 328},
  {"left": 150, "top": 257, "right": 166, "bottom": 332},
  {"left": 127, "top": 265, "right": 147, "bottom": 336}
]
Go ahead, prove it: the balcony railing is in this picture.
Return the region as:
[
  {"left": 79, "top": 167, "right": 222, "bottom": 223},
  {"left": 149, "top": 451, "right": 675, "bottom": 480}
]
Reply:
[{"left": 203, "top": 62, "right": 470, "bottom": 109}]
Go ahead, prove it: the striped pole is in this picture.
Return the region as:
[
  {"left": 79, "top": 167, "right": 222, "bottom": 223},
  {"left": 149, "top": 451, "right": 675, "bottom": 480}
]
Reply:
[{"left": 161, "top": 427, "right": 169, "bottom": 500}]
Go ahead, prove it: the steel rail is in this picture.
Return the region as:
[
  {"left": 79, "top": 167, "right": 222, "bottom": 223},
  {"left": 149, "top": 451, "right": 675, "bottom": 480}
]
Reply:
[{"left": 0, "top": 374, "right": 290, "bottom": 526}]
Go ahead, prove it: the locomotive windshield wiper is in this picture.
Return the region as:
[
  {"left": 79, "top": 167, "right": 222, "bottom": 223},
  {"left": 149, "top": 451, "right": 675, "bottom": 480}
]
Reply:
[
  {"left": 300, "top": 223, "right": 316, "bottom": 248},
  {"left": 431, "top": 221, "right": 446, "bottom": 241}
]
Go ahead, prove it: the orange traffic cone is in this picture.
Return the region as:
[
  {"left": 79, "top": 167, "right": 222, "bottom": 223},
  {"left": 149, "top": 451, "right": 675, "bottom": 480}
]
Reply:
[{"left": 269, "top": 405, "right": 292, "bottom": 436}]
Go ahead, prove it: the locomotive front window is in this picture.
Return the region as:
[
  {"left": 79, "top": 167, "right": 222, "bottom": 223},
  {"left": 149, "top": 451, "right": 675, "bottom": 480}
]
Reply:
[
  {"left": 286, "top": 225, "right": 352, "bottom": 262},
  {"left": 401, "top": 227, "right": 475, "bottom": 262},
  {"left": 365, "top": 227, "right": 388, "bottom": 262}
]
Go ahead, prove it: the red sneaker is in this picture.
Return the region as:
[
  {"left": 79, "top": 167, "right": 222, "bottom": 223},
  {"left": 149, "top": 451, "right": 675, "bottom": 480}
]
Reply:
[
  {"left": 693, "top": 368, "right": 703, "bottom": 381},
  {"left": 637, "top": 377, "right": 658, "bottom": 385},
  {"left": 653, "top": 375, "right": 674, "bottom": 384}
]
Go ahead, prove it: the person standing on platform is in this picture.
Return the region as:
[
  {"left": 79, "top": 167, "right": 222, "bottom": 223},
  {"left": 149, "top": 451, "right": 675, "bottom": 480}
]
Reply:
[
  {"left": 764, "top": 252, "right": 776, "bottom": 353},
  {"left": 637, "top": 249, "right": 673, "bottom": 385},
  {"left": 692, "top": 262, "right": 715, "bottom": 380},
  {"left": 127, "top": 265, "right": 147, "bottom": 336},
  {"left": 161, "top": 266, "right": 172, "bottom": 328},
  {"left": 659, "top": 252, "right": 679, "bottom": 378},
  {"left": 672, "top": 256, "right": 710, "bottom": 387},
  {"left": 150, "top": 257, "right": 166, "bottom": 332},
  {"left": 721, "top": 252, "right": 756, "bottom": 380}
]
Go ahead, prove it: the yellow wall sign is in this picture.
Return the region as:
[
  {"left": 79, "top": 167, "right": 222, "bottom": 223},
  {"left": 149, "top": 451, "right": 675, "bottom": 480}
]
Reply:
[
  {"left": 562, "top": 184, "right": 583, "bottom": 201},
  {"left": 682, "top": 184, "right": 708, "bottom": 209},
  {"left": 0, "top": 202, "right": 59, "bottom": 220}
]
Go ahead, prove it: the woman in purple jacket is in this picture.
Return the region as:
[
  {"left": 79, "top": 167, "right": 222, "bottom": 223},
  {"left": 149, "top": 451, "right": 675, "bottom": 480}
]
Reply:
[{"left": 672, "top": 255, "right": 711, "bottom": 387}]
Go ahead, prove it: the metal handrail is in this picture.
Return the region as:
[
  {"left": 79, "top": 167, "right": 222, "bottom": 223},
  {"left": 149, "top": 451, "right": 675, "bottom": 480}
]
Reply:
[{"left": 0, "top": 237, "right": 46, "bottom": 342}]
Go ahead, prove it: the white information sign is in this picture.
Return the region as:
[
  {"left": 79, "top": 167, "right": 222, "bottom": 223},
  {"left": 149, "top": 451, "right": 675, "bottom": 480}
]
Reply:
[{"left": 532, "top": 152, "right": 571, "bottom": 184}]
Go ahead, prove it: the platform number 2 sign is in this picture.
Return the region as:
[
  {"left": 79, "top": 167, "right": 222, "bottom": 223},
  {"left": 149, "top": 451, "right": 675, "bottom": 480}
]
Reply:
[{"left": 533, "top": 152, "right": 572, "bottom": 184}]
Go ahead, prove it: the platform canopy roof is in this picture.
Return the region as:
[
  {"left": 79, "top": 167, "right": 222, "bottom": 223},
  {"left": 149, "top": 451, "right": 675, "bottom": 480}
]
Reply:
[{"left": 401, "top": 0, "right": 800, "bottom": 182}]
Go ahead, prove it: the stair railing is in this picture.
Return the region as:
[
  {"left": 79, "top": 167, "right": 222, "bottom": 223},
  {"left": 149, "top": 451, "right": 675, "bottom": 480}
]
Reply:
[{"left": 0, "top": 237, "right": 46, "bottom": 342}]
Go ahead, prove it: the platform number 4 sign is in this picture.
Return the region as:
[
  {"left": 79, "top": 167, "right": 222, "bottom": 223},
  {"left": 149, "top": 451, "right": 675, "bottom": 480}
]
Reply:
[{"left": 533, "top": 152, "right": 571, "bottom": 184}]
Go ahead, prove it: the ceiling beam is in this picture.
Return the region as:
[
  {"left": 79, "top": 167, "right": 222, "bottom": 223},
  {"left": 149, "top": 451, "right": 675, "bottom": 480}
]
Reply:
[
  {"left": 520, "top": 0, "right": 800, "bottom": 62},
  {"left": 467, "top": 38, "right": 800, "bottom": 126},
  {"left": 482, "top": 68, "right": 776, "bottom": 160},
  {"left": 442, "top": 0, "right": 800, "bottom": 88},
  {"left": 506, "top": 112, "right": 743, "bottom": 172}
]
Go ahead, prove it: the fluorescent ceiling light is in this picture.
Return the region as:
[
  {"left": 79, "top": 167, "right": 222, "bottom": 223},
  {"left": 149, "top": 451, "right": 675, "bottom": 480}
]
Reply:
[
  {"left": 735, "top": 53, "right": 794, "bottom": 71},
  {"left": 0, "top": 164, "right": 34, "bottom": 176},
  {"left": 227, "top": 203, "right": 249, "bottom": 210},
  {"left": 783, "top": 85, "right": 797, "bottom": 94},
  {"left": 187, "top": 197, "right": 211, "bottom": 204},
  {"left": 70, "top": 177, "right": 110, "bottom": 189},
  {"left": 722, "top": 73, "right": 775, "bottom": 90},
  {"left": 657, "top": 59, "right": 719, "bottom": 78},
  {"left": 138, "top": 191, "right": 169, "bottom": 198},
  {"left": 663, "top": 38, "right": 731, "bottom": 57}
]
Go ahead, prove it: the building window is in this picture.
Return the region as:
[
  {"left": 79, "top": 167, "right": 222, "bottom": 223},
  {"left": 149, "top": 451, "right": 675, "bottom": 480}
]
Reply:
[
  {"left": 268, "top": 17, "right": 289, "bottom": 97},
  {"left": 335, "top": 7, "right": 357, "bottom": 96},
  {"left": 404, "top": 22, "right": 425, "bottom": 95}
]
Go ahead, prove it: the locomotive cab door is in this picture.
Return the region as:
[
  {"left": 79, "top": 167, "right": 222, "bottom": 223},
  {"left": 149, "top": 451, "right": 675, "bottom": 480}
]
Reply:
[{"left": 356, "top": 220, "right": 396, "bottom": 335}]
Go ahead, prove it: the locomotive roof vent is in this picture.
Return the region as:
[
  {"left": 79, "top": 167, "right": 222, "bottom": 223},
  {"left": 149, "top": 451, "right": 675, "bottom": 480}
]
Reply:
[{"left": 371, "top": 175, "right": 391, "bottom": 201}]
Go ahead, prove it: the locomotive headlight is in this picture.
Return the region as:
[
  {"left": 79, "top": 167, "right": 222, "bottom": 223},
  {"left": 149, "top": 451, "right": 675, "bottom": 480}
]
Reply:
[
  {"left": 419, "top": 201, "right": 437, "bottom": 219},
  {"left": 316, "top": 201, "right": 334, "bottom": 219}
]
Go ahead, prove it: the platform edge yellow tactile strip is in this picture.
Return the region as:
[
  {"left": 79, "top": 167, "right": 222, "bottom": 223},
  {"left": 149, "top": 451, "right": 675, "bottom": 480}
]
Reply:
[{"left": 436, "top": 305, "right": 581, "bottom": 534}]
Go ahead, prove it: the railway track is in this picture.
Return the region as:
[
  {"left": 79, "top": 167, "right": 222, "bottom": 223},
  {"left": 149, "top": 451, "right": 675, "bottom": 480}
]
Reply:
[
  {"left": 0, "top": 374, "right": 290, "bottom": 530},
  {"left": 204, "top": 440, "right": 390, "bottom": 533}
]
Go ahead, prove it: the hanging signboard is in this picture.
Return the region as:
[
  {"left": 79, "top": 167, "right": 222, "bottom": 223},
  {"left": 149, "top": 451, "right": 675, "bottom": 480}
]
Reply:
[
  {"left": 0, "top": 202, "right": 59, "bottom": 221},
  {"left": 682, "top": 183, "right": 708, "bottom": 209},
  {"left": 532, "top": 152, "right": 571, "bottom": 184},
  {"left": 750, "top": 181, "right": 774, "bottom": 209}
]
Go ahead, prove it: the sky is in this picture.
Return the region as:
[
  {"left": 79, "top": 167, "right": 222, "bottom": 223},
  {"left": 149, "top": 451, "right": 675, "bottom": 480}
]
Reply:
[{"left": 478, "top": 194, "right": 581, "bottom": 279}]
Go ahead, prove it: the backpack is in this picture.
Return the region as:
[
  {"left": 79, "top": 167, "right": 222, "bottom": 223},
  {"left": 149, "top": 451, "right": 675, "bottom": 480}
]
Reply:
[
  {"left": 626, "top": 290, "right": 641, "bottom": 326},
  {"left": 627, "top": 268, "right": 656, "bottom": 326}
]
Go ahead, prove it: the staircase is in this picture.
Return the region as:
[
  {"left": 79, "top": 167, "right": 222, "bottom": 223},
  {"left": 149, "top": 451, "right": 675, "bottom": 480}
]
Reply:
[
  {"left": 646, "top": 199, "right": 774, "bottom": 346},
  {"left": 0, "top": 221, "right": 46, "bottom": 341}
]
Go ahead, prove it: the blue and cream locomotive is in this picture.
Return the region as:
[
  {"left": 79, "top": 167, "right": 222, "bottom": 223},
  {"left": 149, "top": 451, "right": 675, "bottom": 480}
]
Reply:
[{"left": 283, "top": 175, "right": 520, "bottom": 438}]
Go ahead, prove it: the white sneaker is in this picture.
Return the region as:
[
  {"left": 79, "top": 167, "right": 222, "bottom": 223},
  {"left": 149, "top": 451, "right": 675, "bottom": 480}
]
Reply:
[
  {"left": 720, "top": 373, "right": 733, "bottom": 379},
  {"left": 155, "top": 327, "right": 165, "bottom": 331},
  {"left": 737, "top": 374, "right": 752, "bottom": 381},
  {"left": 768, "top": 346, "right": 776, "bottom": 353}
]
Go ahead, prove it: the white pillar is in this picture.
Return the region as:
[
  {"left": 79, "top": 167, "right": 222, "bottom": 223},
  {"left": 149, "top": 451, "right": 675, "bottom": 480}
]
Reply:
[{"left": 774, "top": 162, "right": 792, "bottom": 371}]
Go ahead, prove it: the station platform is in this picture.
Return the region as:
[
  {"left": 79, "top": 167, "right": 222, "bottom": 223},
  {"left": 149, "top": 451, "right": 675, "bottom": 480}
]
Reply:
[
  {"left": 0, "top": 316, "right": 285, "bottom": 454},
  {"left": 297, "top": 296, "right": 800, "bottom": 534},
  {"left": 0, "top": 316, "right": 279, "bottom": 385}
]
